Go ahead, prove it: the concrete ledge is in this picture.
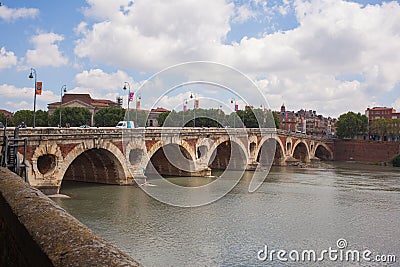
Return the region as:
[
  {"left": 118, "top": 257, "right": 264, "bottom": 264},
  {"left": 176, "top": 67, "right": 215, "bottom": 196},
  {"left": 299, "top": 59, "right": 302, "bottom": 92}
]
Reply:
[{"left": 0, "top": 168, "right": 142, "bottom": 267}]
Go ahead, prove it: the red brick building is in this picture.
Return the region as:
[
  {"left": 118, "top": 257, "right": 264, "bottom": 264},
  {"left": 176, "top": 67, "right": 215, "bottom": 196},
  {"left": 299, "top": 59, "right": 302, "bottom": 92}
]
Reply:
[
  {"left": 365, "top": 107, "right": 400, "bottom": 123},
  {"left": 278, "top": 104, "right": 336, "bottom": 137},
  {"left": 0, "top": 109, "right": 13, "bottom": 118}
]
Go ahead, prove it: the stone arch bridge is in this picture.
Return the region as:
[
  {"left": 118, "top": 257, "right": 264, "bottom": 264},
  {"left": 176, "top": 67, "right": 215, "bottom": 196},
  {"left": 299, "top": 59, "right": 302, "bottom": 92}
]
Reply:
[{"left": 4, "top": 128, "right": 333, "bottom": 194}]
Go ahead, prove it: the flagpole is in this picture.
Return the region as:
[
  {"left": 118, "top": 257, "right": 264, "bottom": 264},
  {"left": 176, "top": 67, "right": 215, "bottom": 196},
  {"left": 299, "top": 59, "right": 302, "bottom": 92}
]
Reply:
[
  {"left": 123, "top": 82, "right": 131, "bottom": 122},
  {"left": 29, "top": 68, "right": 37, "bottom": 128}
]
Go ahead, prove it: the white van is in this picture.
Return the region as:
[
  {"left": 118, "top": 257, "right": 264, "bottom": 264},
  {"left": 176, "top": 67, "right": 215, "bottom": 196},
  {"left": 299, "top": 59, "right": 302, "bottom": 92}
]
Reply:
[{"left": 116, "top": 121, "right": 135, "bottom": 128}]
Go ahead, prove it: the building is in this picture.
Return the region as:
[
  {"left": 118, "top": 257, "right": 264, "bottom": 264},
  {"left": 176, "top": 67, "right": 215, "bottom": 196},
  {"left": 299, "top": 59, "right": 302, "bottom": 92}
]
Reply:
[
  {"left": 365, "top": 107, "right": 400, "bottom": 123},
  {"left": 365, "top": 106, "right": 400, "bottom": 141},
  {"left": 0, "top": 109, "right": 13, "bottom": 118},
  {"left": 278, "top": 104, "right": 336, "bottom": 137},
  {"left": 48, "top": 94, "right": 120, "bottom": 126},
  {"left": 147, "top": 107, "right": 169, "bottom": 127}
]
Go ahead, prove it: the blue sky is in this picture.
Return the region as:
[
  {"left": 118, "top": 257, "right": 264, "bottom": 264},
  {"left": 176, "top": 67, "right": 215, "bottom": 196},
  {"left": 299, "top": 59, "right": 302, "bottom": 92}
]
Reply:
[{"left": 1, "top": 0, "right": 400, "bottom": 117}]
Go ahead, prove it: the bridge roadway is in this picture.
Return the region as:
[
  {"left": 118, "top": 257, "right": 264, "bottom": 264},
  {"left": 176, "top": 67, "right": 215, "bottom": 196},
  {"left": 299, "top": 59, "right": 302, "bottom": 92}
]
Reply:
[{"left": 1, "top": 127, "right": 334, "bottom": 194}]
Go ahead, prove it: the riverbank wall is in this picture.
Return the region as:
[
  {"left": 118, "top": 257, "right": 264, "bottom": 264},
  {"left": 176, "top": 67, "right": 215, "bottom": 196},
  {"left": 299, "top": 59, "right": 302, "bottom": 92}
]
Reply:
[
  {"left": 0, "top": 167, "right": 142, "bottom": 267},
  {"left": 333, "top": 140, "right": 400, "bottom": 163}
]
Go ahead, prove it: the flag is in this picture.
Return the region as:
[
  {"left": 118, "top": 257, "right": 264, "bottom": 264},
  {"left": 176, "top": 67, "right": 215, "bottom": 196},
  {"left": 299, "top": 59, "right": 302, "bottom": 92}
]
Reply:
[
  {"left": 194, "top": 99, "right": 199, "bottom": 109},
  {"left": 285, "top": 112, "right": 288, "bottom": 119},
  {"left": 36, "top": 82, "right": 42, "bottom": 95},
  {"left": 183, "top": 104, "right": 187, "bottom": 112},
  {"left": 235, "top": 103, "right": 238, "bottom": 112},
  {"left": 136, "top": 99, "right": 140, "bottom": 110},
  {"left": 129, "top": 92, "right": 134, "bottom": 102}
]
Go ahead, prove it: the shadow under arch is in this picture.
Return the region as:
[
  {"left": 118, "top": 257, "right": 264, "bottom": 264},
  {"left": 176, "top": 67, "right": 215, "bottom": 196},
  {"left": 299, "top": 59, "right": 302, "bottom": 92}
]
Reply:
[
  {"left": 208, "top": 140, "right": 247, "bottom": 172},
  {"left": 292, "top": 141, "right": 310, "bottom": 162},
  {"left": 145, "top": 143, "right": 194, "bottom": 177},
  {"left": 63, "top": 148, "right": 125, "bottom": 184},
  {"left": 256, "top": 138, "right": 283, "bottom": 166},
  {"left": 314, "top": 143, "right": 333, "bottom": 160}
]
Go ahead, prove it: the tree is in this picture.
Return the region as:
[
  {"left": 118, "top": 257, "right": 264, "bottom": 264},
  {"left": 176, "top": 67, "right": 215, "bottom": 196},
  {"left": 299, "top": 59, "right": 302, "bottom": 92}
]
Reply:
[
  {"left": 11, "top": 110, "right": 34, "bottom": 127},
  {"left": 35, "top": 110, "right": 49, "bottom": 127},
  {"left": 336, "top": 112, "right": 368, "bottom": 139},
  {"left": 94, "top": 107, "right": 125, "bottom": 127},
  {"left": 157, "top": 111, "right": 170, "bottom": 126},
  {"left": 158, "top": 108, "right": 280, "bottom": 128},
  {"left": 272, "top": 111, "right": 280, "bottom": 129},
  {"left": 0, "top": 113, "right": 7, "bottom": 126},
  {"left": 369, "top": 118, "right": 388, "bottom": 140},
  {"left": 49, "top": 107, "right": 92, "bottom": 127},
  {"left": 125, "top": 110, "right": 151, "bottom": 127}
]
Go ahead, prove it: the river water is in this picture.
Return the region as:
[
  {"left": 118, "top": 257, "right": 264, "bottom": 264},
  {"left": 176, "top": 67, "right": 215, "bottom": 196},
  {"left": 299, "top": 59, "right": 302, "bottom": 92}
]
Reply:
[{"left": 53, "top": 163, "right": 400, "bottom": 266}]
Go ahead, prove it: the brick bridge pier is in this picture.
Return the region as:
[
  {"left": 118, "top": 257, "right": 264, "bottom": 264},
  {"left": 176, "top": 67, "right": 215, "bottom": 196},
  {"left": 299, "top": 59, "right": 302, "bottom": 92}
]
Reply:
[{"left": 2, "top": 128, "right": 333, "bottom": 194}]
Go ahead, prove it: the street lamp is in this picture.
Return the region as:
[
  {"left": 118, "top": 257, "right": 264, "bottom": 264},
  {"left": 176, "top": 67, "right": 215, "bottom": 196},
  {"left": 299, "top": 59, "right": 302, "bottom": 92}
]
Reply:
[
  {"left": 231, "top": 98, "right": 237, "bottom": 128},
  {"left": 123, "top": 82, "right": 131, "bottom": 122},
  {"left": 190, "top": 92, "right": 196, "bottom": 127},
  {"left": 59, "top": 85, "right": 66, "bottom": 127},
  {"left": 28, "top": 68, "right": 37, "bottom": 128},
  {"left": 182, "top": 98, "right": 187, "bottom": 126},
  {"left": 135, "top": 94, "right": 141, "bottom": 127}
]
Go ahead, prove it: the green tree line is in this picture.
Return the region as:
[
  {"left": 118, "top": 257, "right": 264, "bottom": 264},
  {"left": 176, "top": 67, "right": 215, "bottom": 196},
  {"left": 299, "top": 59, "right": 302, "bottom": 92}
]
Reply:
[
  {"left": 1, "top": 107, "right": 280, "bottom": 128},
  {"left": 0, "top": 107, "right": 92, "bottom": 127},
  {"left": 158, "top": 108, "right": 280, "bottom": 128}
]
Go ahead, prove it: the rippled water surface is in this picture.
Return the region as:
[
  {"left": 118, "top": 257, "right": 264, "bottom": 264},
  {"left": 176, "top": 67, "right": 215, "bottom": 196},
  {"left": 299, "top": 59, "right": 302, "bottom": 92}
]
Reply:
[{"left": 54, "top": 163, "right": 400, "bottom": 266}]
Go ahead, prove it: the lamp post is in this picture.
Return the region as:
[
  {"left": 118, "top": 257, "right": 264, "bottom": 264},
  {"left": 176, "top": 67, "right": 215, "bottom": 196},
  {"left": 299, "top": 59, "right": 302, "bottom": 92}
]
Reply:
[
  {"left": 182, "top": 98, "right": 187, "bottom": 126},
  {"left": 231, "top": 99, "right": 236, "bottom": 128},
  {"left": 135, "top": 94, "right": 141, "bottom": 127},
  {"left": 59, "top": 85, "right": 66, "bottom": 127},
  {"left": 28, "top": 68, "right": 37, "bottom": 128},
  {"left": 123, "top": 82, "right": 131, "bottom": 122},
  {"left": 190, "top": 92, "right": 196, "bottom": 127}
]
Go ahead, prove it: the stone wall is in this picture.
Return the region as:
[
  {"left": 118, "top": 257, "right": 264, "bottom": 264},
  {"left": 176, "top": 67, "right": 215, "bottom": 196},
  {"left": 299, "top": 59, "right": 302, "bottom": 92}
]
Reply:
[
  {"left": 333, "top": 140, "right": 400, "bottom": 163},
  {"left": 0, "top": 168, "right": 141, "bottom": 267}
]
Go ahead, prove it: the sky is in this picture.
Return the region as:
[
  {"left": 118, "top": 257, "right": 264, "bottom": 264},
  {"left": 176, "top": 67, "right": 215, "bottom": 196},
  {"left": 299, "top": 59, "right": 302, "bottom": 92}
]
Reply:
[{"left": 1, "top": 0, "right": 400, "bottom": 117}]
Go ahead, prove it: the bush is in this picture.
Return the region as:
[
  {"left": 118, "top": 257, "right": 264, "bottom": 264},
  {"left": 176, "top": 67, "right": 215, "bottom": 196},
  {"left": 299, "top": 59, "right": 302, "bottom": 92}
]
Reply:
[{"left": 392, "top": 154, "right": 400, "bottom": 167}]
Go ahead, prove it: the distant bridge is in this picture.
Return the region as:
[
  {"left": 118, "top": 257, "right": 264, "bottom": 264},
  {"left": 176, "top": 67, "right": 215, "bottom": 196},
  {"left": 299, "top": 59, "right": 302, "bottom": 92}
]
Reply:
[{"left": 1, "top": 127, "right": 333, "bottom": 194}]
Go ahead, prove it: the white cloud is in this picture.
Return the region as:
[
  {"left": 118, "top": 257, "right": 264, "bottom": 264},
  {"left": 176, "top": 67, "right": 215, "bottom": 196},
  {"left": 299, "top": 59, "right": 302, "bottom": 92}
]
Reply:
[
  {"left": 67, "top": 69, "right": 138, "bottom": 107},
  {"left": 0, "top": 84, "right": 58, "bottom": 111},
  {"left": 0, "top": 4, "right": 39, "bottom": 21},
  {"left": 5, "top": 100, "right": 32, "bottom": 111},
  {"left": 75, "top": 0, "right": 234, "bottom": 70},
  {"left": 74, "top": 68, "right": 133, "bottom": 91},
  {"left": 232, "top": 5, "right": 257, "bottom": 23},
  {"left": 24, "top": 33, "right": 68, "bottom": 67},
  {"left": 0, "top": 47, "right": 17, "bottom": 70},
  {"left": 73, "top": 0, "right": 400, "bottom": 117}
]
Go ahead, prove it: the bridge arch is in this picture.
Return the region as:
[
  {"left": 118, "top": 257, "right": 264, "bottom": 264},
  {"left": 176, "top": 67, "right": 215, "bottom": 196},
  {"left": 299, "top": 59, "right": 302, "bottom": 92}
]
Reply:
[
  {"left": 145, "top": 142, "right": 195, "bottom": 176},
  {"left": 208, "top": 138, "right": 248, "bottom": 171},
  {"left": 292, "top": 140, "right": 310, "bottom": 162},
  {"left": 60, "top": 140, "right": 130, "bottom": 185},
  {"left": 255, "top": 136, "right": 285, "bottom": 166},
  {"left": 314, "top": 142, "right": 333, "bottom": 160}
]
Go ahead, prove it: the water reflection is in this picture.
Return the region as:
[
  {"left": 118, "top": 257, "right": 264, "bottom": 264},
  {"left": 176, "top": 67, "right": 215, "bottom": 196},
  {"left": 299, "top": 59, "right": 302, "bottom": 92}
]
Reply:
[{"left": 54, "top": 163, "right": 400, "bottom": 266}]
